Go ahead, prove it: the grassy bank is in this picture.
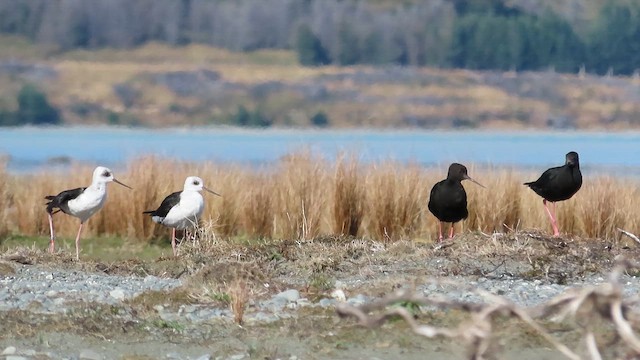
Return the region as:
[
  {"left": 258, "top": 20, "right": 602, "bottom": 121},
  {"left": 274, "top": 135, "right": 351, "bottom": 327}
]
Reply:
[{"left": 0, "top": 153, "right": 637, "bottom": 244}]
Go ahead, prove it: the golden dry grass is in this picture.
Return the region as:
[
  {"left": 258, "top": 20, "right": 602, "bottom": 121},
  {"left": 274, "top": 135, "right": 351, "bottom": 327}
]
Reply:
[{"left": 0, "top": 153, "right": 638, "bottom": 243}]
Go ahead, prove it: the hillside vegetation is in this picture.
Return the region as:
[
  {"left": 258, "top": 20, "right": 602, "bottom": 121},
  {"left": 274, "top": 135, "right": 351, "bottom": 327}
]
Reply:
[
  {"left": 1, "top": 34, "right": 640, "bottom": 128},
  {"left": 2, "top": 0, "right": 640, "bottom": 128}
]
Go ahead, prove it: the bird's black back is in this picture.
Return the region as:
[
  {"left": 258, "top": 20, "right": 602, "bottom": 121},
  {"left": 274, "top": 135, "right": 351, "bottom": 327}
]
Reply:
[
  {"left": 45, "top": 187, "right": 85, "bottom": 215},
  {"left": 428, "top": 178, "right": 468, "bottom": 223},
  {"left": 524, "top": 164, "right": 582, "bottom": 202},
  {"left": 143, "top": 191, "right": 181, "bottom": 218}
]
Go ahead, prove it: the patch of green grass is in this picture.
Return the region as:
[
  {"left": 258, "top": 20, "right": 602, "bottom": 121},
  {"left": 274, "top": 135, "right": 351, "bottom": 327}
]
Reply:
[
  {"left": 209, "top": 291, "right": 231, "bottom": 304},
  {"left": 127, "top": 289, "right": 194, "bottom": 312},
  {"left": 390, "top": 300, "right": 422, "bottom": 317},
  {"left": 0, "top": 234, "right": 170, "bottom": 261},
  {"left": 151, "top": 319, "right": 185, "bottom": 333},
  {"left": 308, "top": 273, "right": 335, "bottom": 292}
]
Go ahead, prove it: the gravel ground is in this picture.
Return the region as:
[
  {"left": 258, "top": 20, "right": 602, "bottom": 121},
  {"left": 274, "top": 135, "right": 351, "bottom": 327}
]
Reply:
[{"left": 1, "top": 236, "right": 638, "bottom": 359}]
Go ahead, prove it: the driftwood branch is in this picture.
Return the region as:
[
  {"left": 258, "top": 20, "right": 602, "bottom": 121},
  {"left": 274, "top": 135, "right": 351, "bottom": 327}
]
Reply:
[
  {"left": 337, "top": 256, "right": 640, "bottom": 359},
  {"left": 618, "top": 228, "right": 640, "bottom": 245}
]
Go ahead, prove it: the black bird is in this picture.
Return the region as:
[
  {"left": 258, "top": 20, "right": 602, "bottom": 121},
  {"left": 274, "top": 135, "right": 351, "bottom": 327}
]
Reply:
[
  {"left": 428, "top": 163, "right": 484, "bottom": 241},
  {"left": 524, "top": 151, "right": 582, "bottom": 237}
]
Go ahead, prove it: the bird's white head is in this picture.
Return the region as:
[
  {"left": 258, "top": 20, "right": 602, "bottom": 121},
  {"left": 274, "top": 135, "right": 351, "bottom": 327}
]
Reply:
[
  {"left": 92, "top": 166, "right": 132, "bottom": 189},
  {"left": 184, "top": 176, "right": 204, "bottom": 192},
  {"left": 93, "top": 166, "right": 114, "bottom": 183},
  {"left": 183, "top": 176, "right": 221, "bottom": 196}
]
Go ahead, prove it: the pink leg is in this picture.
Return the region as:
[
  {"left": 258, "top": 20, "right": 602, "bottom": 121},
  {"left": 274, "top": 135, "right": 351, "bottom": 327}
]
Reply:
[
  {"left": 74, "top": 222, "right": 84, "bottom": 261},
  {"left": 449, "top": 223, "right": 455, "bottom": 239},
  {"left": 437, "top": 222, "right": 444, "bottom": 242},
  {"left": 47, "top": 213, "right": 56, "bottom": 254},
  {"left": 171, "top": 228, "right": 177, "bottom": 256},
  {"left": 543, "top": 200, "right": 560, "bottom": 237}
]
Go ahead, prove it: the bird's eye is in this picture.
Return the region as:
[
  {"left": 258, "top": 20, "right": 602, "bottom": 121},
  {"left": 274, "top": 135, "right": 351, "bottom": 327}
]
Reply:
[
  {"left": 193, "top": 181, "right": 199, "bottom": 185},
  {"left": 102, "top": 171, "right": 111, "bottom": 177}
]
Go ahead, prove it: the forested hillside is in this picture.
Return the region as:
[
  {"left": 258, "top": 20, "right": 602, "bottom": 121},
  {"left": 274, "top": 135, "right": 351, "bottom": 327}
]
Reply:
[
  {"left": 1, "top": 0, "right": 639, "bottom": 74},
  {"left": 1, "top": 0, "right": 640, "bottom": 129}
]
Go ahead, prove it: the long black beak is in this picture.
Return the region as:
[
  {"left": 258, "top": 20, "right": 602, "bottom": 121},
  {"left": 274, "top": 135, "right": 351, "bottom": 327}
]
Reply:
[
  {"left": 464, "top": 174, "right": 485, "bottom": 188},
  {"left": 114, "top": 179, "right": 132, "bottom": 189},
  {"left": 204, "top": 186, "right": 221, "bottom": 197}
]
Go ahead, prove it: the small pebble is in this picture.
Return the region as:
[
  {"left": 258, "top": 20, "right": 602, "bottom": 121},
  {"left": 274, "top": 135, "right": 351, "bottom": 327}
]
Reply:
[
  {"left": 1, "top": 346, "right": 17, "bottom": 355},
  {"left": 109, "top": 288, "right": 126, "bottom": 301},
  {"left": 330, "top": 289, "right": 346, "bottom": 302}
]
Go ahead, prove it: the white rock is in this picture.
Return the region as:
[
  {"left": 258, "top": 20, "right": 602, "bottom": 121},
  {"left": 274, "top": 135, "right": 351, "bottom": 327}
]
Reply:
[
  {"left": 6, "top": 356, "right": 28, "bottom": 360},
  {"left": 45, "top": 273, "right": 54, "bottom": 280},
  {"left": 53, "top": 298, "right": 65, "bottom": 305},
  {"left": 330, "top": 289, "right": 346, "bottom": 302},
  {"left": 109, "top": 288, "right": 126, "bottom": 300},
  {"left": 46, "top": 290, "right": 57, "bottom": 297},
  {"left": 79, "top": 349, "right": 102, "bottom": 360},
  {"left": 1, "top": 346, "right": 16, "bottom": 355},
  {"left": 228, "top": 354, "right": 246, "bottom": 360},
  {"left": 274, "top": 289, "right": 300, "bottom": 302},
  {"left": 195, "top": 355, "right": 211, "bottom": 360}
]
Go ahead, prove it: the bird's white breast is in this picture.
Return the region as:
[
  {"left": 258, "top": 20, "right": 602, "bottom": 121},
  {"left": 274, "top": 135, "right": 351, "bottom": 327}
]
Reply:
[
  {"left": 67, "top": 187, "right": 107, "bottom": 222},
  {"left": 162, "top": 191, "right": 204, "bottom": 229}
]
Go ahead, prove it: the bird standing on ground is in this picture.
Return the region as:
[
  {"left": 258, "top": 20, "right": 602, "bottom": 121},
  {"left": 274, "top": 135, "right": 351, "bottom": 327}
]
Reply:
[
  {"left": 428, "top": 163, "right": 484, "bottom": 242},
  {"left": 524, "top": 151, "right": 582, "bottom": 237},
  {"left": 45, "top": 166, "right": 132, "bottom": 260},
  {"left": 143, "top": 176, "right": 220, "bottom": 256}
]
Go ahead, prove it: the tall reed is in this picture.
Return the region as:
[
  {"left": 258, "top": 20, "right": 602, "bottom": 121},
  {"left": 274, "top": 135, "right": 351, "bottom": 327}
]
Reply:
[{"left": 0, "top": 153, "right": 638, "bottom": 243}]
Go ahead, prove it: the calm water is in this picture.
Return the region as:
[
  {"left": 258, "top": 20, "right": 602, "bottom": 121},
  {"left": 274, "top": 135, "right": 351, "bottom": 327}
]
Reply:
[{"left": 1, "top": 127, "right": 639, "bottom": 176}]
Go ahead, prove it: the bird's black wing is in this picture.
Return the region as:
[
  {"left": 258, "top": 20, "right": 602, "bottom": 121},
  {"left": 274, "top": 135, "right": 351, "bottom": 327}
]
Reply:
[
  {"left": 524, "top": 165, "right": 561, "bottom": 188},
  {"left": 45, "top": 187, "right": 85, "bottom": 214},
  {"left": 143, "top": 191, "right": 181, "bottom": 217}
]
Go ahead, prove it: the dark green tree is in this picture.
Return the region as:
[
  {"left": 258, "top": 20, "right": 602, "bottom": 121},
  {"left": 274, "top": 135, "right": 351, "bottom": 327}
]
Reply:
[
  {"left": 310, "top": 111, "right": 329, "bottom": 127},
  {"left": 588, "top": 2, "right": 640, "bottom": 75},
  {"left": 16, "top": 84, "right": 61, "bottom": 125},
  {"left": 336, "top": 21, "right": 361, "bottom": 65},
  {"left": 295, "top": 24, "right": 330, "bottom": 66},
  {"left": 449, "top": 10, "right": 583, "bottom": 72}
]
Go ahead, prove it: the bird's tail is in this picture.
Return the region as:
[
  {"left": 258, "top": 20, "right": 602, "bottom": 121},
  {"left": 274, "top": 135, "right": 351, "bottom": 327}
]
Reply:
[
  {"left": 523, "top": 181, "right": 534, "bottom": 186},
  {"left": 44, "top": 195, "right": 60, "bottom": 215}
]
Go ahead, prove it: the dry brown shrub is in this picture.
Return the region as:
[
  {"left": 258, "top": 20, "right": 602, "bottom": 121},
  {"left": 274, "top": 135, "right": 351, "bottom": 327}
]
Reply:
[
  {"left": 239, "top": 171, "right": 275, "bottom": 239},
  {"left": 576, "top": 176, "right": 636, "bottom": 239},
  {"left": 466, "top": 168, "right": 521, "bottom": 233},
  {"left": 364, "top": 162, "right": 426, "bottom": 241},
  {"left": 228, "top": 278, "right": 249, "bottom": 325},
  {"left": 272, "top": 151, "right": 328, "bottom": 240},
  {"left": 332, "top": 154, "right": 365, "bottom": 237}
]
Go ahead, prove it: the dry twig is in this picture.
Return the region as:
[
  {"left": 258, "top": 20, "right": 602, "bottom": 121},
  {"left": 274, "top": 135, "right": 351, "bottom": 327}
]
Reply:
[{"left": 337, "top": 256, "right": 640, "bottom": 359}]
